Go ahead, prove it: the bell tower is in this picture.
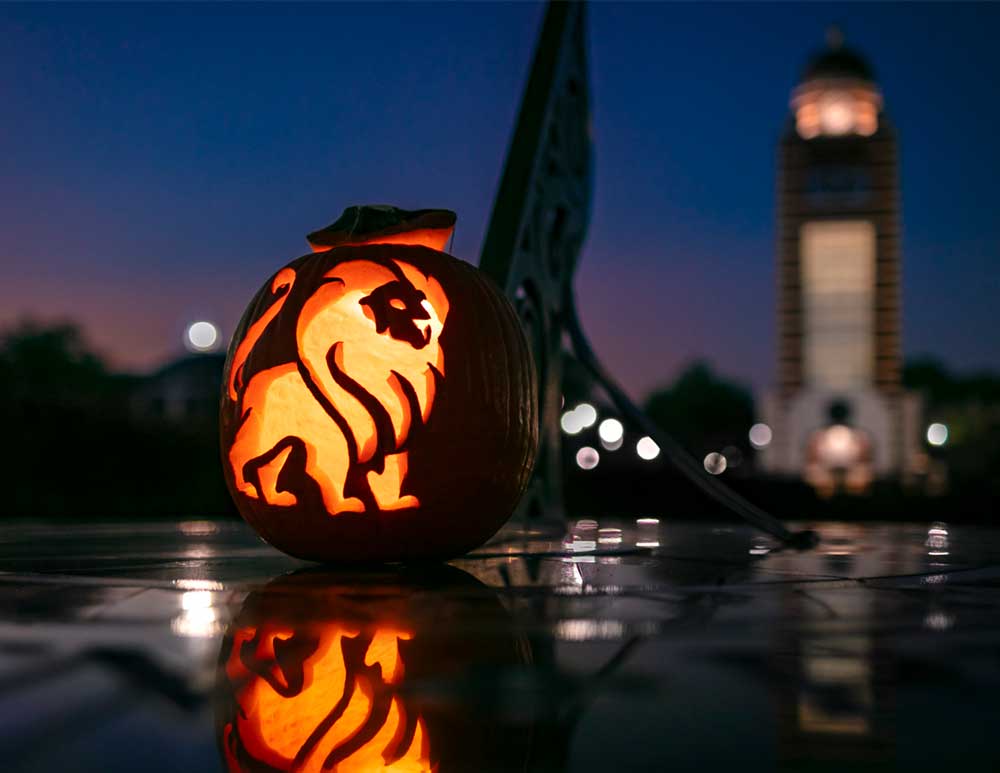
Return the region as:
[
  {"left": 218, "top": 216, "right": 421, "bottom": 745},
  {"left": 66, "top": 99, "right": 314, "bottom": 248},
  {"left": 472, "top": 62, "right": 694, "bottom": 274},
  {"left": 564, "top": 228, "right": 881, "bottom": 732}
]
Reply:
[{"left": 761, "top": 29, "right": 922, "bottom": 491}]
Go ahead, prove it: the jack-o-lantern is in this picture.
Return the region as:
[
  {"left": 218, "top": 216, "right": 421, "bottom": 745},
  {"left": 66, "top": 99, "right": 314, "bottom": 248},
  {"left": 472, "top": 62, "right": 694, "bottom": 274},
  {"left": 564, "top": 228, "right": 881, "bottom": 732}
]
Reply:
[
  {"left": 216, "top": 567, "right": 532, "bottom": 773},
  {"left": 220, "top": 206, "right": 537, "bottom": 562}
]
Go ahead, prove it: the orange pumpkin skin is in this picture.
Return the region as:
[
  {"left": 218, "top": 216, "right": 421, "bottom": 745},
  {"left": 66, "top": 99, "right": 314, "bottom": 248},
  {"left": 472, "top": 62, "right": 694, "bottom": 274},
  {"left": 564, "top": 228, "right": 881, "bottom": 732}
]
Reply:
[
  {"left": 220, "top": 234, "right": 537, "bottom": 562},
  {"left": 215, "top": 567, "right": 531, "bottom": 773}
]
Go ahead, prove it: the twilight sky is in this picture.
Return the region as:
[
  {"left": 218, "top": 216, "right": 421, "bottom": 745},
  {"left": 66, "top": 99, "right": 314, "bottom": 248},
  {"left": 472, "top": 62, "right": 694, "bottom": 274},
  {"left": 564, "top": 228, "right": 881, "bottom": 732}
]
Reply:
[{"left": 2, "top": 2, "right": 997, "bottom": 399}]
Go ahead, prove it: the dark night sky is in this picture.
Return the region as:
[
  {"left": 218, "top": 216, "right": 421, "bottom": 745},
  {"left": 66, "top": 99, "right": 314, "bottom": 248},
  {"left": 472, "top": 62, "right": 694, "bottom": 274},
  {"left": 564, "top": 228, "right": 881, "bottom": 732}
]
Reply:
[{"left": 2, "top": 2, "right": 997, "bottom": 399}]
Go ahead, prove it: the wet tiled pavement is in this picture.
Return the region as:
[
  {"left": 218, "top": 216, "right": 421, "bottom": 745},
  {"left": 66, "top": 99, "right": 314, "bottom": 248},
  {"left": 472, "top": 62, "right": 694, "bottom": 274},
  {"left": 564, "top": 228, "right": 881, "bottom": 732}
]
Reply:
[{"left": 1, "top": 518, "right": 998, "bottom": 771}]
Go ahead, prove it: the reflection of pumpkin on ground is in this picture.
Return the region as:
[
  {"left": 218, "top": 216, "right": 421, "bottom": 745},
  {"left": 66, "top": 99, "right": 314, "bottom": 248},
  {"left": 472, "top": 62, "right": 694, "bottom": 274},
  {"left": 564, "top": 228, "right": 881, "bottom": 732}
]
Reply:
[
  {"left": 219, "top": 206, "right": 538, "bottom": 562},
  {"left": 223, "top": 623, "right": 431, "bottom": 772},
  {"left": 216, "top": 566, "right": 532, "bottom": 772}
]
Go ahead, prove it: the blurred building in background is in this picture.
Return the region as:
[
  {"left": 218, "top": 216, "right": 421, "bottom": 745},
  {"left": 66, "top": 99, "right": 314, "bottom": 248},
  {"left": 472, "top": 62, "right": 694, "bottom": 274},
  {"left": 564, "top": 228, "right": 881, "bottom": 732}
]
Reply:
[
  {"left": 760, "top": 30, "right": 925, "bottom": 495},
  {"left": 130, "top": 353, "right": 225, "bottom": 427}
]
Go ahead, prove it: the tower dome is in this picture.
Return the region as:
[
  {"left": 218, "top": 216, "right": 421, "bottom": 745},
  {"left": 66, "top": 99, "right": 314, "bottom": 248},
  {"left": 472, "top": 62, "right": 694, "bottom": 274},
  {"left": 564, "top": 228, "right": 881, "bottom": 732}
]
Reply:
[
  {"left": 802, "top": 27, "right": 876, "bottom": 83},
  {"left": 791, "top": 28, "right": 882, "bottom": 139}
]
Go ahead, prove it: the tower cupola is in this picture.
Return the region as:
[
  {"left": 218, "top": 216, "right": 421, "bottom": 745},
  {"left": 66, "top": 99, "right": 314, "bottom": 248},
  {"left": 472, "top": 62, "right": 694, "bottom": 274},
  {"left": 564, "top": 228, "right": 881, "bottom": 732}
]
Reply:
[{"left": 792, "top": 28, "right": 882, "bottom": 139}]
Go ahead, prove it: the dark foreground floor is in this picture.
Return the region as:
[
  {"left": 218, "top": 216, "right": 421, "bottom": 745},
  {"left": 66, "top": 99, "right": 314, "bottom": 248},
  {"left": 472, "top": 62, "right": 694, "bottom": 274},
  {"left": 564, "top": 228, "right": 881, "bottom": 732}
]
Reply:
[{"left": 0, "top": 517, "right": 997, "bottom": 772}]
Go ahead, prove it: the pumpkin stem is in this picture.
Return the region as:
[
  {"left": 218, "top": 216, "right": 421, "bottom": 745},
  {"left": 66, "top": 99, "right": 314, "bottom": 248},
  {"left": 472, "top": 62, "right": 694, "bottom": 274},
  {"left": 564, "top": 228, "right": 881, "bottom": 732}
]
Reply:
[{"left": 307, "top": 205, "right": 456, "bottom": 253}]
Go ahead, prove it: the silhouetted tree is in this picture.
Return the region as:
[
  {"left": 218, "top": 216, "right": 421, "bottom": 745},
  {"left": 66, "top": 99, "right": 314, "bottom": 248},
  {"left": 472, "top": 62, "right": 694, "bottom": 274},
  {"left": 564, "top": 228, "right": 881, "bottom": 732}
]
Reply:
[
  {"left": 643, "top": 361, "right": 754, "bottom": 458},
  {"left": 904, "top": 357, "right": 1000, "bottom": 407},
  {"left": 0, "top": 321, "right": 122, "bottom": 406},
  {"left": 1, "top": 320, "right": 233, "bottom": 518},
  {"left": 904, "top": 357, "right": 1000, "bottom": 497}
]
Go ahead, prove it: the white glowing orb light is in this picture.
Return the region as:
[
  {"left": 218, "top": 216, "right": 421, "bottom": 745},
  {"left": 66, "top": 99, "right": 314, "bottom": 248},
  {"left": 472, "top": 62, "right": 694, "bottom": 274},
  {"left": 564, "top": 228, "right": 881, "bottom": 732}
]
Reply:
[
  {"left": 748, "top": 423, "right": 773, "bottom": 449},
  {"left": 598, "top": 418, "right": 624, "bottom": 444},
  {"left": 184, "top": 321, "right": 220, "bottom": 352},
  {"left": 576, "top": 446, "right": 600, "bottom": 470},
  {"left": 926, "top": 422, "right": 948, "bottom": 447},
  {"left": 560, "top": 409, "right": 585, "bottom": 435},
  {"left": 575, "top": 403, "right": 598, "bottom": 429},
  {"left": 703, "top": 452, "right": 727, "bottom": 475},
  {"left": 561, "top": 402, "right": 599, "bottom": 435},
  {"left": 636, "top": 436, "right": 660, "bottom": 461}
]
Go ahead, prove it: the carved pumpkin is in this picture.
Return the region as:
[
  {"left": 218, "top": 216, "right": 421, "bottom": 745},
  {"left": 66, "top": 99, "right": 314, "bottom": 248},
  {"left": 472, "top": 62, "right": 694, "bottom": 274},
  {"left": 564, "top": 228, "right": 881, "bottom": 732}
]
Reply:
[
  {"left": 216, "top": 567, "right": 531, "bottom": 773},
  {"left": 220, "top": 206, "right": 537, "bottom": 562}
]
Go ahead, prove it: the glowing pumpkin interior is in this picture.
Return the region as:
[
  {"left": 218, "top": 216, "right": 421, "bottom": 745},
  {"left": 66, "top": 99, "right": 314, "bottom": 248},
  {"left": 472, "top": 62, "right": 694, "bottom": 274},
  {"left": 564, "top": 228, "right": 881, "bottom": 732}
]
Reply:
[
  {"left": 223, "top": 622, "right": 433, "bottom": 772},
  {"left": 226, "top": 222, "right": 453, "bottom": 518}
]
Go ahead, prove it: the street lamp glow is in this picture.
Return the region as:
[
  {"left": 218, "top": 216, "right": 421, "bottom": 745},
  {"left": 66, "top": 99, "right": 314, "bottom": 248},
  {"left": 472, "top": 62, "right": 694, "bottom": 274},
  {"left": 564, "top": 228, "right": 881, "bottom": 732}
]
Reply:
[
  {"left": 561, "top": 409, "right": 584, "bottom": 435},
  {"left": 926, "top": 422, "right": 948, "bottom": 447},
  {"left": 184, "top": 321, "right": 220, "bottom": 352},
  {"left": 576, "top": 446, "right": 600, "bottom": 470},
  {"left": 598, "top": 418, "right": 624, "bottom": 444},
  {"left": 575, "top": 403, "right": 598, "bottom": 429},
  {"left": 561, "top": 403, "right": 598, "bottom": 435},
  {"left": 636, "top": 436, "right": 660, "bottom": 461},
  {"left": 703, "top": 452, "right": 727, "bottom": 475},
  {"left": 748, "top": 423, "right": 773, "bottom": 449}
]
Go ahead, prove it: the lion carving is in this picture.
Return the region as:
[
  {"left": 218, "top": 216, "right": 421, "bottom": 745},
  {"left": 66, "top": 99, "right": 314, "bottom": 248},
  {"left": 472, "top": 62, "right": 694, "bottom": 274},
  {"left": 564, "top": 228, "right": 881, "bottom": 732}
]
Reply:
[
  {"left": 221, "top": 622, "right": 433, "bottom": 772},
  {"left": 227, "top": 256, "right": 449, "bottom": 517}
]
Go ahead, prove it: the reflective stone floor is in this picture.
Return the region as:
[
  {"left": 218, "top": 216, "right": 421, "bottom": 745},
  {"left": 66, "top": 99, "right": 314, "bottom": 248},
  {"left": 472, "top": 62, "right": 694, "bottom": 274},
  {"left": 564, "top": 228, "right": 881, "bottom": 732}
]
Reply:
[{"left": 1, "top": 517, "right": 998, "bottom": 772}]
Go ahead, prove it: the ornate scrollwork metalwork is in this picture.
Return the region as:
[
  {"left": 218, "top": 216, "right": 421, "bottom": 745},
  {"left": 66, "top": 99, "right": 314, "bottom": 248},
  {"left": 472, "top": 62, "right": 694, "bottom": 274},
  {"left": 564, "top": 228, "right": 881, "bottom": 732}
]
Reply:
[
  {"left": 482, "top": 1, "right": 813, "bottom": 547},
  {"left": 480, "top": 0, "right": 592, "bottom": 526}
]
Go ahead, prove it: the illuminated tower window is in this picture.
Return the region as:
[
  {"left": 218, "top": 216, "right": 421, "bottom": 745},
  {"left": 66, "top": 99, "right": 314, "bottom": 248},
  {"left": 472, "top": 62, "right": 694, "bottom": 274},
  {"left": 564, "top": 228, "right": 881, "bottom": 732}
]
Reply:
[{"left": 801, "top": 221, "right": 875, "bottom": 390}]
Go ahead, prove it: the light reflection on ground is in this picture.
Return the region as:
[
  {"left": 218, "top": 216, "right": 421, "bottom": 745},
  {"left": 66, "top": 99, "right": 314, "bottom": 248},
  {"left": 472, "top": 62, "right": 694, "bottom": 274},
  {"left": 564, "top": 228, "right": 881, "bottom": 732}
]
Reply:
[{"left": 0, "top": 518, "right": 997, "bottom": 771}]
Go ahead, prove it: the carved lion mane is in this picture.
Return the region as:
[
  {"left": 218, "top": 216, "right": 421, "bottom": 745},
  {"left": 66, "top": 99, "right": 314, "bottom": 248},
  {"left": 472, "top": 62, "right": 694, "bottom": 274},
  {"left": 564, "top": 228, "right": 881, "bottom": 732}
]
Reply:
[{"left": 227, "top": 256, "right": 449, "bottom": 516}]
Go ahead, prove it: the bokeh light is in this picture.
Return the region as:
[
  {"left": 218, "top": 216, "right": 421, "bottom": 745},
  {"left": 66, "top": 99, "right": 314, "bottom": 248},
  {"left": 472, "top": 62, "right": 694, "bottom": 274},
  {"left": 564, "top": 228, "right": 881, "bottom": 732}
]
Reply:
[
  {"left": 575, "top": 403, "right": 598, "bottom": 429},
  {"left": 184, "top": 320, "right": 220, "bottom": 352},
  {"left": 561, "top": 409, "right": 584, "bottom": 435},
  {"left": 636, "top": 436, "right": 660, "bottom": 461},
  {"left": 576, "top": 446, "right": 600, "bottom": 470},
  {"left": 748, "top": 423, "right": 773, "bottom": 449},
  {"left": 926, "top": 422, "right": 948, "bottom": 447},
  {"left": 703, "top": 452, "right": 727, "bottom": 475},
  {"left": 561, "top": 403, "right": 599, "bottom": 435},
  {"left": 598, "top": 418, "right": 624, "bottom": 444}
]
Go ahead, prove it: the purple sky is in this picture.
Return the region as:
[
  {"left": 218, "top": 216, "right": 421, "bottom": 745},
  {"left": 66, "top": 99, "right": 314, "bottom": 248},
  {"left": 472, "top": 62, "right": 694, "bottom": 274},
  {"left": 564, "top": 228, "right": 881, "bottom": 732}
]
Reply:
[{"left": 2, "top": 2, "right": 997, "bottom": 399}]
